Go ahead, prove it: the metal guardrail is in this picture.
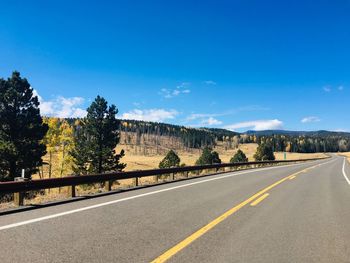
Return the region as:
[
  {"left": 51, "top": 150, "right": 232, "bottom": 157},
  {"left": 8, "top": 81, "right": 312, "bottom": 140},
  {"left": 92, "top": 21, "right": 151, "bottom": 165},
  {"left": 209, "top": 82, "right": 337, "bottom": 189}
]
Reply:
[{"left": 0, "top": 158, "right": 326, "bottom": 206}]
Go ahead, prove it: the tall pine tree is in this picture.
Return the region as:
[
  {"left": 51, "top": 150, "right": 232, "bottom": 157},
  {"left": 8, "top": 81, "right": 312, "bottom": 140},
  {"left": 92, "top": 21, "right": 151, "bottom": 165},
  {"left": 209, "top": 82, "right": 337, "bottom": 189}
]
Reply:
[
  {"left": 0, "top": 71, "right": 48, "bottom": 181},
  {"left": 71, "top": 96, "right": 126, "bottom": 174}
]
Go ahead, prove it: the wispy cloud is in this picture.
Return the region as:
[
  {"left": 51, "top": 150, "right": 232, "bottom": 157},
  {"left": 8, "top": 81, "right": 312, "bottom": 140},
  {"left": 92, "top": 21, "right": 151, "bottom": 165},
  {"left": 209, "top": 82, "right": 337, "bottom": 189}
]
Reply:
[
  {"left": 323, "top": 86, "right": 331, "bottom": 92},
  {"left": 160, "top": 82, "right": 191, "bottom": 98},
  {"left": 332, "top": 129, "right": 348, "bottom": 132},
  {"left": 203, "top": 80, "right": 217, "bottom": 85},
  {"left": 187, "top": 113, "right": 219, "bottom": 121},
  {"left": 33, "top": 89, "right": 86, "bottom": 118},
  {"left": 323, "top": 85, "right": 345, "bottom": 92},
  {"left": 186, "top": 105, "right": 269, "bottom": 123},
  {"left": 201, "top": 117, "right": 222, "bottom": 126},
  {"left": 301, "top": 116, "right": 321, "bottom": 123},
  {"left": 224, "top": 119, "right": 283, "bottom": 131},
  {"left": 121, "top": 109, "right": 179, "bottom": 122}
]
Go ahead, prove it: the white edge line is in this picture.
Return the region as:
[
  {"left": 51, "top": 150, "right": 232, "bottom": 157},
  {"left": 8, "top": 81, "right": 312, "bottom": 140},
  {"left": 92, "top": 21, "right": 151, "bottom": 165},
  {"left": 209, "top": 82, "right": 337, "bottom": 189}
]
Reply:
[
  {"left": 0, "top": 158, "right": 334, "bottom": 231},
  {"left": 342, "top": 157, "right": 350, "bottom": 185}
]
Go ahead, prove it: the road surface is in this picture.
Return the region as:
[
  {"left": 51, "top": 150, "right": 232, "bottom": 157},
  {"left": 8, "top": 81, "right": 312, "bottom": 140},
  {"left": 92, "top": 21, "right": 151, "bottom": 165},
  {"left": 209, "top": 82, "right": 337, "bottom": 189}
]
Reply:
[{"left": 0, "top": 155, "right": 349, "bottom": 262}]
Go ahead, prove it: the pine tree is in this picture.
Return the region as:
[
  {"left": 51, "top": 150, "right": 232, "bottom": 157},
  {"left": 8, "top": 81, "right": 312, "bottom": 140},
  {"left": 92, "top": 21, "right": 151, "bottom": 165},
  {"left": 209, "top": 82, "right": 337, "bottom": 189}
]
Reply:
[
  {"left": 159, "top": 150, "right": 181, "bottom": 168},
  {"left": 0, "top": 71, "right": 48, "bottom": 181},
  {"left": 211, "top": 151, "right": 221, "bottom": 164},
  {"left": 254, "top": 143, "right": 275, "bottom": 161},
  {"left": 70, "top": 96, "right": 126, "bottom": 174},
  {"left": 230, "top": 149, "right": 248, "bottom": 163},
  {"left": 196, "top": 147, "right": 221, "bottom": 165}
]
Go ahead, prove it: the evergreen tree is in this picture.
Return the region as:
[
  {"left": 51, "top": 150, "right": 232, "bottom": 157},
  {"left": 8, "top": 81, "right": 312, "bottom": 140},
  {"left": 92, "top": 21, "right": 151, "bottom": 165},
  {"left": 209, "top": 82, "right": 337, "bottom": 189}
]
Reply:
[
  {"left": 211, "top": 151, "right": 221, "bottom": 164},
  {"left": 230, "top": 149, "right": 248, "bottom": 163},
  {"left": 71, "top": 121, "right": 90, "bottom": 174},
  {"left": 196, "top": 147, "right": 221, "bottom": 165},
  {"left": 0, "top": 71, "right": 48, "bottom": 181},
  {"left": 70, "top": 96, "right": 126, "bottom": 174},
  {"left": 254, "top": 143, "right": 275, "bottom": 161},
  {"left": 159, "top": 150, "right": 181, "bottom": 168}
]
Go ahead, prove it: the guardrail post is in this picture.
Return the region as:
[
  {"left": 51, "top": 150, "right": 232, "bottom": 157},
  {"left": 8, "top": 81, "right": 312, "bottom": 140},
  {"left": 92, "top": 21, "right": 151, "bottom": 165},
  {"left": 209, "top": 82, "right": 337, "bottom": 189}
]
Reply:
[
  {"left": 134, "top": 177, "right": 139, "bottom": 186},
  {"left": 105, "top": 180, "right": 112, "bottom": 191},
  {"left": 13, "top": 177, "right": 27, "bottom": 206},
  {"left": 154, "top": 175, "right": 158, "bottom": 183},
  {"left": 70, "top": 185, "right": 76, "bottom": 198},
  {"left": 171, "top": 173, "right": 175, "bottom": 180},
  {"left": 185, "top": 171, "right": 189, "bottom": 178},
  {"left": 14, "top": 192, "right": 24, "bottom": 206},
  {"left": 196, "top": 170, "right": 200, "bottom": 176}
]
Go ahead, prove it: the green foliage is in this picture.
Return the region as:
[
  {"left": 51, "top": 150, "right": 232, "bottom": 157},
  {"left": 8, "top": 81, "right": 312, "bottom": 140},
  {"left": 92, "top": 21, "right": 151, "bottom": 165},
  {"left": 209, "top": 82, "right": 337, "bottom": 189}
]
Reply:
[
  {"left": 254, "top": 143, "right": 275, "bottom": 161},
  {"left": 253, "top": 132, "right": 350, "bottom": 153},
  {"left": 0, "top": 72, "right": 48, "bottom": 181},
  {"left": 230, "top": 149, "right": 248, "bottom": 163},
  {"left": 196, "top": 147, "right": 222, "bottom": 165},
  {"left": 70, "top": 96, "right": 126, "bottom": 174},
  {"left": 159, "top": 150, "right": 181, "bottom": 168},
  {"left": 211, "top": 151, "right": 221, "bottom": 164}
]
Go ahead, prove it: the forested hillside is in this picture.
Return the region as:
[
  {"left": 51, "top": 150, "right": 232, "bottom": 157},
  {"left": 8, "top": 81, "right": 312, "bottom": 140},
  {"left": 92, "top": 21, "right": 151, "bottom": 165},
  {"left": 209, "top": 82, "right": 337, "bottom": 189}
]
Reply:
[
  {"left": 249, "top": 131, "right": 350, "bottom": 153},
  {"left": 119, "top": 120, "right": 350, "bottom": 153},
  {"left": 67, "top": 118, "right": 350, "bottom": 153}
]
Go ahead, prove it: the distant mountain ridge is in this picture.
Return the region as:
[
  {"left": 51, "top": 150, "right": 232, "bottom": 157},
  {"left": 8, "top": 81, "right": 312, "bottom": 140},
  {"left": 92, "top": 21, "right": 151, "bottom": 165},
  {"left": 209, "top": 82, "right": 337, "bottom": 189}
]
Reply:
[{"left": 245, "top": 130, "right": 350, "bottom": 137}]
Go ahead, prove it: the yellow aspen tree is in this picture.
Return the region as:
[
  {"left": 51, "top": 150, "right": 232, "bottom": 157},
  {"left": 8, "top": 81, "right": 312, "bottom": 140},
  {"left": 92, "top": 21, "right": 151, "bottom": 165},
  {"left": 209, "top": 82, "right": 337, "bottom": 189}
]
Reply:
[
  {"left": 58, "top": 120, "right": 75, "bottom": 178},
  {"left": 43, "top": 117, "right": 61, "bottom": 179}
]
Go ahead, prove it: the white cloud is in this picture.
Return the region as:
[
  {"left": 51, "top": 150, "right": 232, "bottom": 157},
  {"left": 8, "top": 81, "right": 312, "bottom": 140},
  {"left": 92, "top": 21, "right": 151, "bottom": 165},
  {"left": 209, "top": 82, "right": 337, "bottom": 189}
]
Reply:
[
  {"left": 121, "top": 109, "right": 179, "bottom": 122},
  {"left": 133, "top": 102, "right": 141, "bottom": 107},
  {"left": 187, "top": 113, "right": 219, "bottom": 121},
  {"left": 186, "top": 105, "right": 269, "bottom": 123},
  {"left": 33, "top": 89, "right": 86, "bottom": 118},
  {"left": 301, "top": 116, "right": 321, "bottom": 123},
  {"left": 323, "top": 85, "right": 345, "bottom": 92},
  {"left": 224, "top": 119, "right": 283, "bottom": 131},
  {"left": 323, "top": 86, "right": 331, "bottom": 92},
  {"left": 201, "top": 117, "right": 222, "bottom": 126},
  {"left": 333, "top": 129, "right": 347, "bottom": 132},
  {"left": 160, "top": 82, "right": 191, "bottom": 98},
  {"left": 203, "top": 80, "right": 217, "bottom": 85}
]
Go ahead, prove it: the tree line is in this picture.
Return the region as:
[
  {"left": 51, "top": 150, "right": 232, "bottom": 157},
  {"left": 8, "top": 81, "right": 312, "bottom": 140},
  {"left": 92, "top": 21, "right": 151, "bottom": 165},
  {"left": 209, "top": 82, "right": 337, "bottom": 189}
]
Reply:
[{"left": 158, "top": 143, "right": 274, "bottom": 169}]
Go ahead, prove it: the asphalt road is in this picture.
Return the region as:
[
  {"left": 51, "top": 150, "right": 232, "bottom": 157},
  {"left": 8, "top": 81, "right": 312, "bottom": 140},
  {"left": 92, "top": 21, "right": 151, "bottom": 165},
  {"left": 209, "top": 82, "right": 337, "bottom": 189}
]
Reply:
[{"left": 0, "top": 155, "right": 349, "bottom": 263}]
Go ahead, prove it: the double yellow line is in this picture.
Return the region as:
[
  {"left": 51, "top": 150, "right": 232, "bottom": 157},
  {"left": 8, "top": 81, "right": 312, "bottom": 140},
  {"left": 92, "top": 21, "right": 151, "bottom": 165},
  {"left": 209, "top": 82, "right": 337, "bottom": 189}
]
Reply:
[{"left": 151, "top": 162, "right": 322, "bottom": 263}]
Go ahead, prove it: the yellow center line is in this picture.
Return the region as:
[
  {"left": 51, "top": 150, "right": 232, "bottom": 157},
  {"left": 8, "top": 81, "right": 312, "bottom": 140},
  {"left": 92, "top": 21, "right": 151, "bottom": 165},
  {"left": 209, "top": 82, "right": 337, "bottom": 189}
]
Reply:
[
  {"left": 151, "top": 162, "right": 323, "bottom": 263},
  {"left": 250, "top": 193, "right": 269, "bottom": 206},
  {"left": 289, "top": 175, "right": 296, "bottom": 180}
]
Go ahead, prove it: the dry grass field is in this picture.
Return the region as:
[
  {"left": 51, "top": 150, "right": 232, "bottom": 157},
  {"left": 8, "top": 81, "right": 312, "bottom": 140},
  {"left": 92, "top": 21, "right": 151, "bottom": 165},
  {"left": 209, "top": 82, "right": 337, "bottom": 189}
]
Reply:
[
  {"left": 115, "top": 143, "right": 259, "bottom": 171},
  {"left": 33, "top": 142, "right": 328, "bottom": 177},
  {"left": 117, "top": 143, "right": 326, "bottom": 171},
  {"left": 1, "top": 142, "right": 326, "bottom": 208}
]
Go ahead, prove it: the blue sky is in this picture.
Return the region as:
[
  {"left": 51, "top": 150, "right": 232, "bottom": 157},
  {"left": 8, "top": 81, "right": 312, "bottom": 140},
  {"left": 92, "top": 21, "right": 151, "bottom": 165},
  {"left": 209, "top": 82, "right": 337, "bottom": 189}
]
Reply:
[{"left": 0, "top": 0, "right": 349, "bottom": 132}]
